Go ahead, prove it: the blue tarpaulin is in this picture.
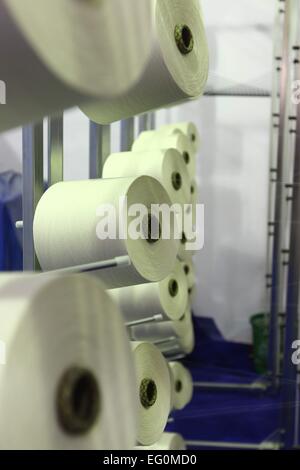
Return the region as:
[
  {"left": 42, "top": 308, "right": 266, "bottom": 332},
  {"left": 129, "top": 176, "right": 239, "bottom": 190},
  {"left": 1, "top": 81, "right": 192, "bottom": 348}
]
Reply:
[
  {"left": 167, "top": 317, "right": 281, "bottom": 449},
  {"left": 0, "top": 171, "right": 22, "bottom": 271}
]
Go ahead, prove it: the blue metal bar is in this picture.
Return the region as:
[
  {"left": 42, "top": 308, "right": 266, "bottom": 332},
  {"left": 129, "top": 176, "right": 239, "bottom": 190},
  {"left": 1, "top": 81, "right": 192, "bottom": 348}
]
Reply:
[{"left": 193, "top": 380, "right": 268, "bottom": 392}]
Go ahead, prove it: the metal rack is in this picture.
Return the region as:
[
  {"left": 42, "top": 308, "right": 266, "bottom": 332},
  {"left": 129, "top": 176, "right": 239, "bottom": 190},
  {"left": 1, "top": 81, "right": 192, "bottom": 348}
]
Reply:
[
  {"left": 265, "top": 0, "right": 300, "bottom": 449},
  {"left": 267, "top": 0, "right": 293, "bottom": 390},
  {"left": 190, "top": 5, "right": 286, "bottom": 402},
  {"left": 18, "top": 0, "right": 300, "bottom": 450},
  {"left": 280, "top": 31, "right": 300, "bottom": 448},
  {"left": 21, "top": 113, "right": 155, "bottom": 272},
  {"left": 175, "top": 0, "right": 300, "bottom": 451}
]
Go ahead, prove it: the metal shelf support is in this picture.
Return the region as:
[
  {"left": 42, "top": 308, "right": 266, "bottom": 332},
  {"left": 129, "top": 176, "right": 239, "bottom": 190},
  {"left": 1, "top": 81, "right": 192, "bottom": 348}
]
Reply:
[{"left": 22, "top": 123, "right": 44, "bottom": 271}]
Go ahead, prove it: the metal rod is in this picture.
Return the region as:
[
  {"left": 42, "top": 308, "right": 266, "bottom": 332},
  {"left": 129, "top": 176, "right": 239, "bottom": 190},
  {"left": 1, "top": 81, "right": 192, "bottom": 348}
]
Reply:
[
  {"left": 43, "top": 255, "right": 131, "bottom": 275},
  {"left": 193, "top": 380, "right": 268, "bottom": 392},
  {"left": 185, "top": 440, "right": 280, "bottom": 450},
  {"left": 282, "top": 50, "right": 300, "bottom": 450},
  {"left": 120, "top": 118, "right": 134, "bottom": 151},
  {"left": 48, "top": 114, "right": 63, "bottom": 186},
  {"left": 268, "top": 3, "right": 291, "bottom": 387},
  {"left": 15, "top": 221, "right": 23, "bottom": 230},
  {"left": 153, "top": 336, "right": 178, "bottom": 347},
  {"left": 22, "top": 123, "right": 44, "bottom": 271},
  {"left": 265, "top": 8, "right": 283, "bottom": 308},
  {"left": 166, "top": 353, "right": 186, "bottom": 361},
  {"left": 203, "top": 91, "right": 271, "bottom": 98},
  {"left": 125, "top": 314, "right": 163, "bottom": 328},
  {"left": 89, "top": 122, "right": 111, "bottom": 178}
]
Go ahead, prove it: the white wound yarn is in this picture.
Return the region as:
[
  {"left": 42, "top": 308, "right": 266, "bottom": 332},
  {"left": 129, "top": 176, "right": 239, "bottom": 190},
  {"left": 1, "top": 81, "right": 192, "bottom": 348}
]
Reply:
[
  {"left": 136, "top": 432, "right": 186, "bottom": 450},
  {"left": 80, "top": 0, "right": 208, "bottom": 123},
  {"left": 4, "top": 0, "right": 152, "bottom": 96},
  {"left": 185, "top": 178, "right": 198, "bottom": 226},
  {"left": 0, "top": 0, "right": 152, "bottom": 131},
  {"left": 33, "top": 176, "right": 178, "bottom": 289},
  {"left": 0, "top": 273, "right": 137, "bottom": 450},
  {"left": 132, "top": 309, "right": 195, "bottom": 356},
  {"left": 180, "top": 259, "right": 196, "bottom": 291},
  {"left": 169, "top": 362, "right": 193, "bottom": 410},
  {"left": 132, "top": 309, "right": 193, "bottom": 343},
  {"left": 178, "top": 234, "right": 194, "bottom": 262},
  {"left": 182, "top": 179, "right": 198, "bottom": 268},
  {"left": 132, "top": 131, "right": 196, "bottom": 180},
  {"left": 190, "top": 179, "right": 198, "bottom": 208},
  {"left": 159, "top": 122, "right": 201, "bottom": 153},
  {"left": 109, "top": 259, "right": 188, "bottom": 323},
  {"left": 131, "top": 342, "right": 171, "bottom": 446},
  {"left": 189, "top": 285, "right": 196, "bottom": 304},
  {"left": 176, "top": 310, "right": 195, "bottom": 355},
  {"left": 103, "top": 149, "right": 191, "bottom": 206}
]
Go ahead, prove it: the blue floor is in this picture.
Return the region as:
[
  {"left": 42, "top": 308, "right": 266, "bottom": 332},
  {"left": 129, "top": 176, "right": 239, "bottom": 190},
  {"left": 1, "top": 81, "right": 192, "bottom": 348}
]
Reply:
[{"left": 167, "top": 317, "right": 281, "bottom": 449}]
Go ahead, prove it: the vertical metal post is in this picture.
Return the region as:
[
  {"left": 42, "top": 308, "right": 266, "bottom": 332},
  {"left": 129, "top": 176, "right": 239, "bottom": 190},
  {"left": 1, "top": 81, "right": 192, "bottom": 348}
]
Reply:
[
  {"left": 48, "top": 114, "right": 63, "bottom": 186},
  {"left": 265, "top": 7, "right": 284, "bottom": 303},
  {"left": 22, "top": 123, "right": 44, "bottom": 271},
  {"left": 120, "top": 118, "right": 134, "bottom": 151},
  {"left": 268, "top": 1, "right": 291, "bottom": 387},
  {"left": 138, "top": 114, "right": 149, "bottom": 134},
  {"left": 89, "top": 122, "right": 111, "bottom": 178},
  {"left": 281, "top": 45, "right": 300, "bottom": 453},
  {"left": 138, "top": 113, "right": 154, "bottom": 134},
  {"left": 149, "top": 112, "right": 156, "bottom": 130}
]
